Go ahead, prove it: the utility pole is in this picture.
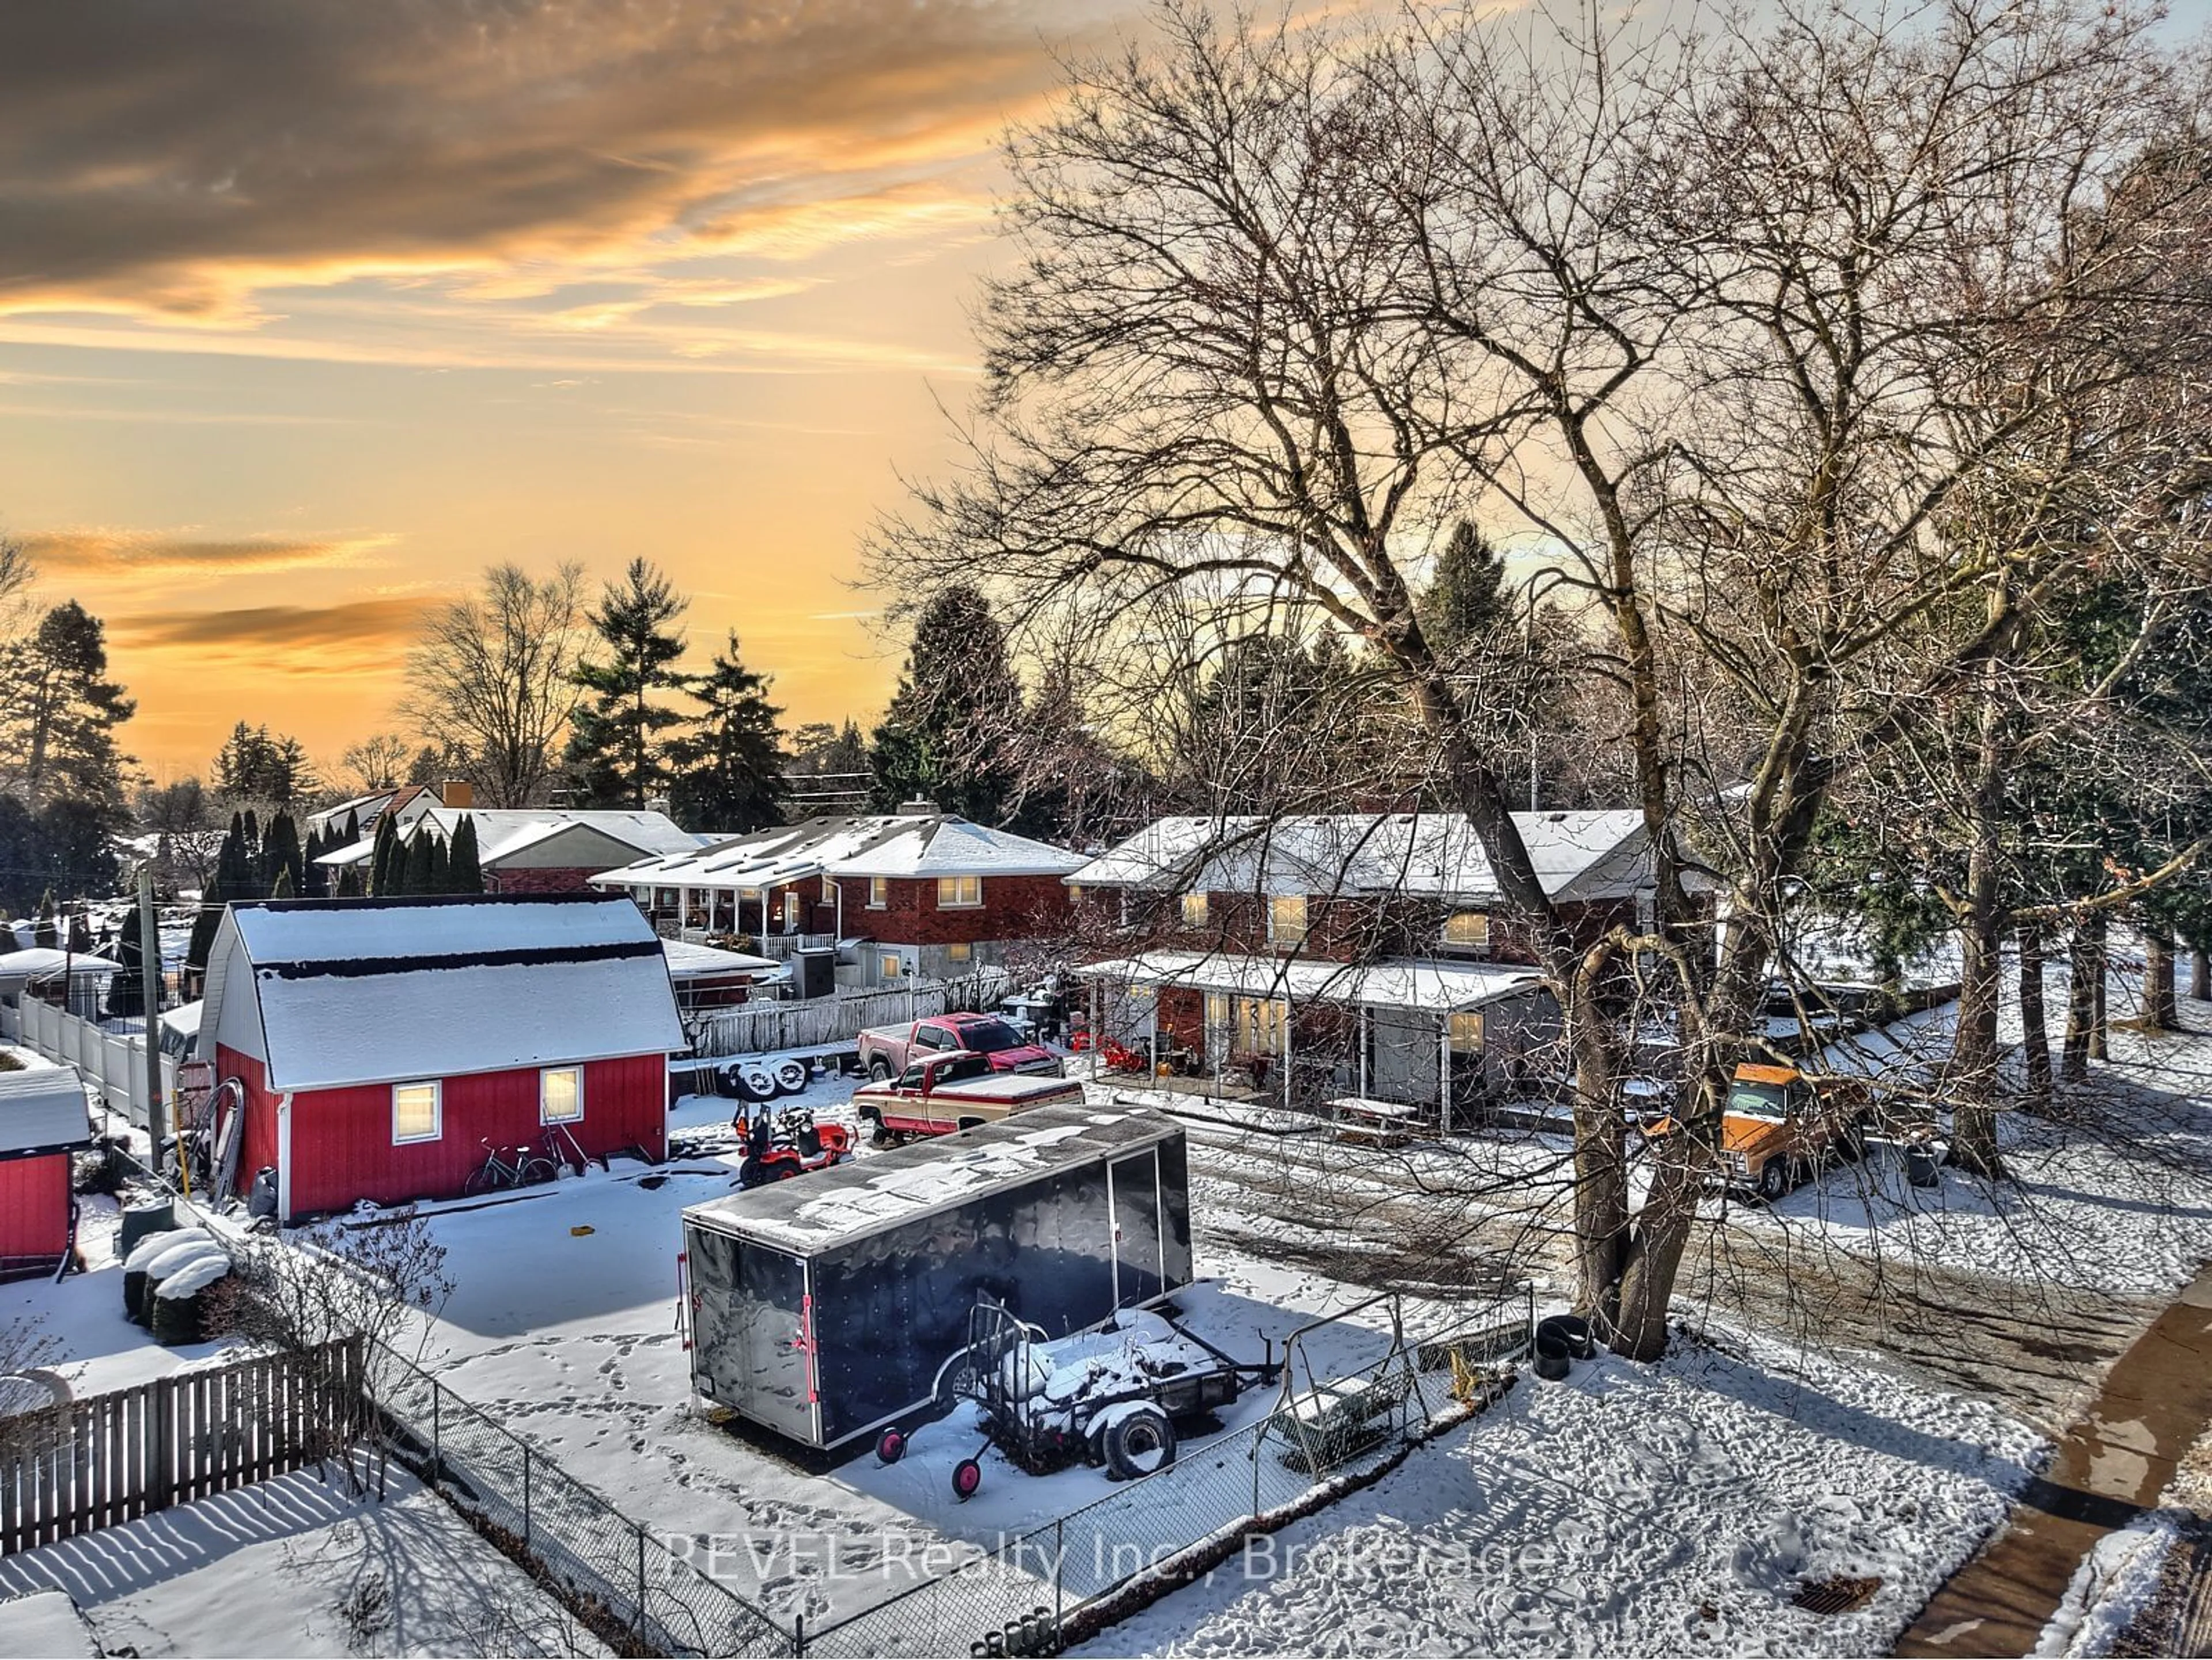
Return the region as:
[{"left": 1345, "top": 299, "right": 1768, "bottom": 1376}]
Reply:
[{"left": 138, "top": 862, "right": 165, "bottom": 1151}]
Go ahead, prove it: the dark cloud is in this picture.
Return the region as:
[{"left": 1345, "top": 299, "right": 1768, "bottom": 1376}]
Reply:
[
  {"left": 114, "top": 598, "right": 434, "bottom": 662},
  {"left": 0, "top": 1, "right": 1087, "bottom": 320}
]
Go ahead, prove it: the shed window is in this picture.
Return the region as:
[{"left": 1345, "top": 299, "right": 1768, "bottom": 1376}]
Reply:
[
  {"left": 868, "top": 877, "right": 888, "bottom": 909},
  {"left": 945, "top": 941, "right": 972, "bottom": 964},
  {"left": 392, "top": 1081, "right": 441, "bottom": 1144},
  {"left": 1180, "top": 892, "right": 1209, "bottom": 930},
  {"left": 1268, "top": 895, "right": 1309, "bottom": 949},
  {"left": 1442, "top": 909, "right": 1490, "bottom": 950},
  {"left": 1449, "top": 1010, "right": 1486, "bottom": 1053},
  {"left": 540, "top": 1066, "right": 583, "bottom": 1125},
  {"left": 880, "top": 952, "right": 903, "bottom": 979},
  {"left": 937, "top": 875, "right": 982, "bottom": 908}
]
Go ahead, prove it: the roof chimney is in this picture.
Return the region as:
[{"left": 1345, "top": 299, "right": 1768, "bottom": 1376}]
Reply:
[
  {"left": 897, "top": 797, "right": 937, "bottom": 817},
  {"left": 440, "top": 780, "right": 474, "bottom": 809}
]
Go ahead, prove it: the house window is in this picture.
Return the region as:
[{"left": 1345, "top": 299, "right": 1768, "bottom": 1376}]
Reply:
[
  {"left": 781, "top": 891, "right": 800, "bottom": 930},
  {"left": 1442, "top": 909, "right": 1490, "bottom": 951},
  {"left": 869, "top": 877, "right": 888, "bottom": 909},
  {"left": 880, "top": 952, "right": 903, "bottom": 979},
  {"left": 392, "top": 1081, "right": 441, "bottom": 1144},
  {"left": 1269, "top": 895, "right": 1309, "bottom": 950},
  {"left": 1238, "top": 996, "right": 1287, "bottom": 1056},
  {"left": 937, "top": 875, "right": 982, "bottom": 909},
  {"left": 1449, "top": 1010, "right": 1486, "bottom": 1053},
  {"left": 821, "top": 876, "right": 836, "bottom": 903},
  {"left": 1069, "top": 884, "right": 1086, "bottom": 904},
  {"left": 540, "top": 1066, "right": 584, "bottom": 1125},
  {"left": 1181, "top": 892, "right": 1209, "bottom": 930},
  {"left": 945, "top": 941, "right": 972, "bottom": 964}
]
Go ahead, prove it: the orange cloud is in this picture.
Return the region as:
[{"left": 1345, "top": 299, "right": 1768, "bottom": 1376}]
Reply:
[
  {"left": 26, "top": 529, "right": 395, "bottom": 577},
  {"left": 112, "top": 597, "right": 436, "bottom": 668}
]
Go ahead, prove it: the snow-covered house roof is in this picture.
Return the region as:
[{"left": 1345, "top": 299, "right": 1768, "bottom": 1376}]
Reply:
[
  {"left": 307, "top": 789, "right": 397, "bottom": 838},
  {"left": 0, "top": 1066, "right": 93, "bottom": 1158},
  {"left": 315, "top": 808, "right": 710, "bottom": 871},
  {"left": 1066, "top": 810, "right": 1656, "bottom": 905},
  {"left": 1077, "top": 949, "right": 1540, "bottom": 1011},
  {"left": 661, "top": 938, "right": 777, "bottom": 980},
  {"left": 194, "top": 895, "right": 687, "bottom": 1091},
  {"left": 0, "top": 948, "right": 123, "bottom": 1000},
  {"left": 589, "top": 812, "right": 1083, "bottom": 892}
]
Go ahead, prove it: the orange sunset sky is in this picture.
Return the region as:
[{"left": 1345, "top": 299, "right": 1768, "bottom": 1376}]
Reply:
[{"left": 0, "top": 0, "right": 1169, "bottom": 783}]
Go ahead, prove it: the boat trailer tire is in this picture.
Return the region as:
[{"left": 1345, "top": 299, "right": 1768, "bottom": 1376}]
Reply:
[
  {"left": 952, "top": 1457, "right": 983, "bottom": 1501},
  {"left": 1101, "top": 1405, "right": 1177, "bottom": 1480},
  {"left": 876, "top": 1428, "right": 907, "bottom": 1465}
]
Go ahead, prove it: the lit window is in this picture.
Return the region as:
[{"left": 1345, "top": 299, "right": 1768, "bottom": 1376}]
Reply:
[
  {"left": 869, "top": 877, "right": 888, "bottom": 909},
  {"left": 540, "top": 1066, "right": 583, "bottom": 1125},
  {"left": 1237, "top": 996, "right": 1286, "bottom": 1055},
  {"left": 1181, "top": 892, "right": 1209, "bottom": 929},
  {"left": 1069, "top": 884, "right": 1086, "bottom": 904},
  {"left": 880, "top": 952, "right": 903, "bottom": 979},
  {"left": 1269, "top": 895, "right": 1309, "bottom": 949},
  {"left": 945, "top": 941, "right": 972, "bottom": 964},
  {"left": 782, "top": 891, "right": 800, "bottom": 927},
  {"left": 821, "top": 876, "right": 836, "bottom": 903},
  {"left": 1449, "top": 1010, "right": 1485, "bottom": 1053},
  {"left": 392, "top": 1081, "right": 441, "bottom": 1144},
  {"left": 937, "top": 875, "right": 982, "bottom": 908},
  {"left": 1443, "top": 909, "right": 1490, "bottom": 950}
]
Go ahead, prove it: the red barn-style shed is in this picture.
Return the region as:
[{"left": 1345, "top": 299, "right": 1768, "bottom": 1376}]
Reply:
[
  {"left": 194, "top": 894, "right": 685, "bottom": 1223},
  {"left": 0, "top": 1066, "right": 91, "bottom": 1281}
]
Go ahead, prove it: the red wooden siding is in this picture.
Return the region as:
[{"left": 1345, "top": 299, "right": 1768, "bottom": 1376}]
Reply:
[
  {"left": 213, "top": 1042, "right": 666, "bottom": 1219},
  {"left": 0, "top": 1153, "right": 72, "bottom": 1269}
]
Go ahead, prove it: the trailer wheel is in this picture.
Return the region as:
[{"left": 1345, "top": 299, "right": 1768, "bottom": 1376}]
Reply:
[
  {"left": 952, "top": 1458, "right": 983, "bottom": 1501},
  {"left": 876, "top": 1428, "right": 907, "bottom": 1465},
  {"left": 1103, "top": 1407, "right": 1176, "bottom": 1480},
  {"left": 772, "top": 1058, "right": 811, "bottom": 1095}
]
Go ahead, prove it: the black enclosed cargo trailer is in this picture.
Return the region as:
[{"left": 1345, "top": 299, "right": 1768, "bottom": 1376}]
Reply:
[{"left": 681, "top": 1102, "right": 1194, "bottom": 1454}]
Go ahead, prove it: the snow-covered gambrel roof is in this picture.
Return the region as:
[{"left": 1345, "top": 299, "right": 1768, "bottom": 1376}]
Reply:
[
  {"left": 589, "top": 813, "right": 1084, "bottom": 892},
  {"left": 1066, "top": 810, "right": 1656, "bottom": 905},
  {"left": 194, "top": 894, "right": 687, "bottom": 1092}
]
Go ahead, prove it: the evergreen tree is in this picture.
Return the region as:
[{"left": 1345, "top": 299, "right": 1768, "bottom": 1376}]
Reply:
[
  {"left": 32, "top": 893, "right": 56, "bottom": 950},
  {"left": 565, "top": 558, "right": 690, "bottom": 808},
  {"left": 0, "top": 601, "right": 137, "bottom": 812},
  {"left": 448, "top": 815, "right": 484, "bottom": 892},
  {"left": 1419, "top": 520, "right": 1513, "bottom": 656},
  {"left": 65, "top": 913, "right": 91, "bottom": 954},
  {"left": 270, "top": 865, "right": 295, "bottom": 899},
  {"left": 213, "top": 721, "right": 317, "bottom": 806},
  {"left": 668, "top": 631, "right": 789, "bottom": 832},
  {"left": 425, "top": 833, "right": 451, "bottom": 894},
  {"left": 107, "top": 903, "right": 145, "bottom": 1020},
  {"left": 336, "top": 865, "right": 365, "bottom": 898},
  {"left": 261, "top": 812, "right": 304, "bottom": 897},
  {"left": 868, "top": 588, "right": 1025, "bottom": 824},
  {"left": 368, "top": 814, "right": 400, "bottom": 895},
  {"left": 343, "top": 809, "right": 361, "bottom": 844}
]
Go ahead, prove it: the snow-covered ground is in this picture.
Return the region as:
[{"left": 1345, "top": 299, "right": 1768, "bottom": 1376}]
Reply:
[{"left": 0, "top": 1465, "right": 600, "bottom": 1657}]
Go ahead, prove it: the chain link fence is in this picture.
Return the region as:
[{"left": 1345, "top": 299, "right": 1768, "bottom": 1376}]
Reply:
[{"left": 368, "top": 1346, "right": 795, "bottom": 1658}]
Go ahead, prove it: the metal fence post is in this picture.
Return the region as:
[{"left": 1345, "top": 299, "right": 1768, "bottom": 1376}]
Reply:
[
  {"left": 430, "top": 1385, "right": 441, "bottom": 1487},
  {"left": 635, "top": 1523, "right": 647, "bottom": 1640},
  {"left": 793, "top": 1612, "right": 805, "bottom": 1657},
  {"left": 522, "top": 1442, "right": 532, "bottom": 1551},
  {"left": 1054, "top": 1517, "right": 1066, "bottom": 1636}
]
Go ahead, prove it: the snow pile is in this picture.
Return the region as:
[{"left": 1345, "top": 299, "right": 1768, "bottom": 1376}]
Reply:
[
  {"left": 2032, "top": 1512, "right": 2177, "bottom": 1657},
  {"left": 0, "top": 1589, "right": 97, "bottom": 1659},
  {"left": 1080, "top": 1331, "right": 2039, "bottom": 1658},
  {"left": 124, "top": 1227, "right": 212, "bottom": 1274}
]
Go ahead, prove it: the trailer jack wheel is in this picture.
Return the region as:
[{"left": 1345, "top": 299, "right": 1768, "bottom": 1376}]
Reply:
[
  {"left": 876, "top": 1428, "right": 907, "bottom": 1465},
  {"left": 953, "top": 1457, "right": 983, "bottom": 1501}
]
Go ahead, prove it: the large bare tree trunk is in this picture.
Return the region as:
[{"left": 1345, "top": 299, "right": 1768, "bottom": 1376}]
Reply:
[
  {"left": 2089, "top": 912, "right": 2110, "bottom": 1060},
  {"left": 2192, "top": 948, "right": 2209, "bottom": 1003},
  {"left": 2146, "top": 924, "right": 2177, "bottom": 1029},
  {"left": 2020, "top": 926, "right": 2051, "bottom": 1109},
  {"left": 1952, "top": 909, "right": 2005, "bottom": 1174},
  {"left": 2064, "top": 927, "right": 2097, "bottom": 1082}
]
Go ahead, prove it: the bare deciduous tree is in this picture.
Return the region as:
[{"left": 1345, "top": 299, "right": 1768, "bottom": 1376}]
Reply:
[{"left": 400, "top": 563, "right": 586, "bottom": 808}]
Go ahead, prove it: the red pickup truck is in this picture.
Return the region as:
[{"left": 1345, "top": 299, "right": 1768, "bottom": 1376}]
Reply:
[
  {"left": 853, "top": 1051, "right": 1086, "bottom": 1142},
  {"left": 855, "top": 1012, "right": 1063, "bottom": 1081}
]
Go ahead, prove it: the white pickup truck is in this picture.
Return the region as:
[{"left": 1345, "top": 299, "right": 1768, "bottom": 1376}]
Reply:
[{"left": 851, "top": 1050, "right": 1085, "bottom": 1143}]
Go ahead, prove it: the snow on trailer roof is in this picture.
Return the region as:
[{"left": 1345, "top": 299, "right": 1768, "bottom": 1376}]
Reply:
[
  {"left": 1067, "top": 810, "right": 1653, "bottom": 903},
  {"left": 1078, "top": 949, "right": 1541, "bottom": 1012},
  {"left": 685, "top": 1102, "right": 1180, "bottom": 1252},
  {"left": 0, "top": 1066, "right": 93, "bottom": 1157},
  {"left": 199, "top": 894, "right": 687, "bottom": 1092},
  {"left": 661, "top": 937, "right": 776, "bottom": 977},
  {"left": 0, "top": 947, "right": 123, "bottom": 980}
]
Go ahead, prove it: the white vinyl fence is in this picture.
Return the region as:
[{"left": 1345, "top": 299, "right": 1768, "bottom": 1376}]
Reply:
[
  {"left": 692, "top": 969, "right": 1017, "bottom": 1059},
  {"left": 0, "top": 997, "right": 175, "bottom": 1130}
]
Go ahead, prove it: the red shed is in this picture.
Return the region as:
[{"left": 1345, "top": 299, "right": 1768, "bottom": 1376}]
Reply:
[
  {"left": 0, "top": 1066, "right": 91, "bottom": 1281},
  {"left": 194, "top": 894, "right": 686, "bottom": 1223}
]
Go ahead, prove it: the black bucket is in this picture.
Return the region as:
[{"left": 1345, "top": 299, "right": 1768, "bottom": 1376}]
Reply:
[
  {"left": 123, "top": 1268, "right": 150, "bottom": 1325},
  {"left": 1904, "top": 1143, "right": 1942, "bottom": 1189}
]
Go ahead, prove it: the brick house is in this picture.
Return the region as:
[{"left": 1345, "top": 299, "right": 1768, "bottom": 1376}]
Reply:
[
  {"left": 193, "top": 894, "right": 684, "bottom": 1222},
  {"left": 590, "top": 808, "right": 1086, "bottom": 988},
  {"left": 1070, "top": 810, "right": 1681, "bottom": 1120}
]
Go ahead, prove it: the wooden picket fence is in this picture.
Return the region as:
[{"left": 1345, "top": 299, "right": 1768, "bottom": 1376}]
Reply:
[
  {"left": 692, "top": 968, "right": 1016, "bottom": 1058},
  {"left": 0, "top": 1338, "right": 365, "bottom": 1556}
]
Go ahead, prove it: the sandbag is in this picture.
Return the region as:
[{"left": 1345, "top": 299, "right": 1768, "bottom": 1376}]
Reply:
[
  {"left": 125, "top": 1227, "right": 215, "bottom": 1324},
  {"left": 150, "top": 1252, "right": 232, "bottom": 1347}
]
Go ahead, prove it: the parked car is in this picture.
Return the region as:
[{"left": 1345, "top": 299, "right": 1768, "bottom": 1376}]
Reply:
[
  {"left": 1695, "top": 1062, "right": 1874, "bottom": 1201},
  {"left": 856, "top": 1012, "right": 1063, "bottom": 1081},
  {"left": 853, "top": 1050, "right": 1085, "bottom": 1143}
]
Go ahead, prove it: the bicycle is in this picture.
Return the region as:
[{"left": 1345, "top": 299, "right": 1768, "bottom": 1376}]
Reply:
[{"left": 464, "top": 1138, "right": 559, "bottom": 1196}]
